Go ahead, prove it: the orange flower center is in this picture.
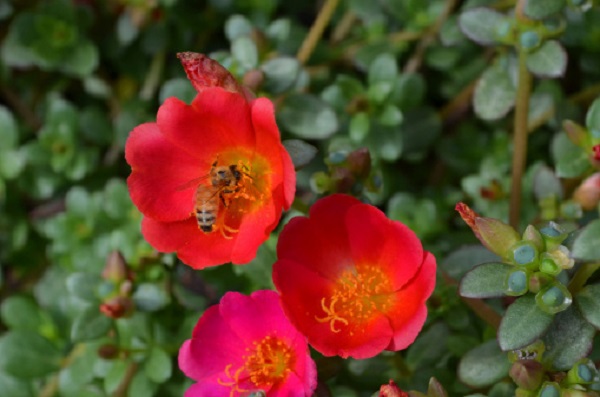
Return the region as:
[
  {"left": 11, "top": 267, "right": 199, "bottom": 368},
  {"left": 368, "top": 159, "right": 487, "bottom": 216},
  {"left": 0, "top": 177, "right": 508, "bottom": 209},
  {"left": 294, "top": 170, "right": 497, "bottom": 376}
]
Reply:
[
  {"left": 194, "top": 149, "right": 271, "bottom": 238},
  {"left": 316, "top": 265, "right": 393, "bottom": 334},
  {"left": 217, "top": 335, "right": 295, "bottom": 396}
]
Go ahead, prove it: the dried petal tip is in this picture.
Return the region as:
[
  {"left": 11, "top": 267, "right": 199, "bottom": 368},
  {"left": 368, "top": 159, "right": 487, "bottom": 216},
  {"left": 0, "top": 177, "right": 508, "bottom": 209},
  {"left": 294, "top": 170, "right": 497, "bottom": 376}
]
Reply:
[
  {"left": 177, "top": 52, "right": 242, "bottom": 95},
  {"left": 455, "top": 202, "right": 520, "bottom": 259},
  {"left": 379, "top": 380, "right": 409, "bottom": 397}
]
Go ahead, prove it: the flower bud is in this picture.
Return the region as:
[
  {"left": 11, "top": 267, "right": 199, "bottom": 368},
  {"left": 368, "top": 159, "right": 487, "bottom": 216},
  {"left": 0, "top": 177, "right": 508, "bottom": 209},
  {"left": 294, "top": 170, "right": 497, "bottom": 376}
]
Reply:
[
  {"left": 561, "top": 389, "right": 595, "bottom": 397},
  {"left": 516, "top": 388, "right": 535, "bottom": 397},
  {"left": 331, "top": 167, "right": 355, "bottom": 194},
  {"left": 242, "top": 69, "right": 264, "bottom": 92},
  {"left": 510, "top": 360, "right": 545, "bottom": 390},
  {"left": 102, "top": 251, "right": 128, "bottom": 283},
  {"left": 100, "top": 296, "right": 134, "bottom": 319},
  {"left": 455, "top": 203, "right": 520, "bottom": 259},
  {"left": 573, "top": 173, "right": 600, "bottom": 211},
  {"left": 379, "top": 380, "right": 409, "bottom": 397},
  {"left": 310, "top": 171, "right": 332, "bottom": 194},
  {"left": 97, "top": 344, "right": 120, "bottom": 360},
  {"left": 545, "top": 246, "right": 574, "bottom": 270},
  {"left": 346, "top": 147, "right": 371, "bottom": 179},
  {"left": 529, "top": 272, "right": 553, "bottom": 293},
  {"left": 523, "top": 225, "right": 545, "bottom": 252},
  {"left": 535, "top": 283, "right": 572, "bottom": 314},
  {"left": 563, "top": 120, "right": 588, "bottom": 147}
]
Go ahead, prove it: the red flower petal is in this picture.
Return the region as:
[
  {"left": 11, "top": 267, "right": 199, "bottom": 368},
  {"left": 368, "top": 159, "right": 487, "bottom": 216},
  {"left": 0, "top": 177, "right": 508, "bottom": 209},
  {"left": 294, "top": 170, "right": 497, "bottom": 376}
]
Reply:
[
  {"left": 345, "top": 203, "right": 424, "bottom": 291},
  {"left": 251, "top": 98, "right": 296, "bottom": 208},
  {"left": 386, "top": 251, "right": 437, "bottom": 351},
  {"left": 157, "top": 89, "right": 254, "bottom": 162},
  {"left": 126, "top": 123, "right": 200, "bottom": 222}
]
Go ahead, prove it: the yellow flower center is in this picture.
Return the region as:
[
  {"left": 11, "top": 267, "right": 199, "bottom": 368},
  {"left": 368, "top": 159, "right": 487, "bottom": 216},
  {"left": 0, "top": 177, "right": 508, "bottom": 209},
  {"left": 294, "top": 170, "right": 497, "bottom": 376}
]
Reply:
[
  {"left": 316, "top": 265, "right": 394, "bottom": 334},
  {"left": 217, "top": 335, "right": 295, "bottom": 396}
]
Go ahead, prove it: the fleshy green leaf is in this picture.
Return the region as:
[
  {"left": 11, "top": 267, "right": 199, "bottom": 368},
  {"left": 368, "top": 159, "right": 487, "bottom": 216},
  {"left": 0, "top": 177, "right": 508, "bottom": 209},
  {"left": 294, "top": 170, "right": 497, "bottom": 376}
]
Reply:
[
  {"left": 261, "top": 57, "right": 301, "bottom": 94},
  {"left": 282, "top": 139, "right": 317, "bottom": 169},
  {"left": 533, "top": 165, "right": 563, "bottom": 200},
  {"left": 133, "top": 283, "right": 171, "bottom": 312},
  {"left": 459, "top": 8, "right": 507, "bottom": 45},
  {"left": 0, "top": 330, "right": 61, "bottom": 378},
  {"left": 406, "top": 322, "right": 450, "bottom": 370},
  {"left": 460, "top": 262, "right": 513, "bottom": 298},
  {"left": 159, "top": 78, "right": 197, "bottom": 104},
  {"left": 542, "top": 305, "right": 595, "bottom": 370},
  {"left": 144, "top": 346, "right": 172, "bottom": 383},
  {"left": 231, "top": 36, "right": 258, "bottom": 70},
  {"left": 129, "top": 371, "right": 158, "bottom": 396},
  {"left": 0, "top": 105, "right": 18, "bottom": 149},
  {"left": 585, "top": 96, "right": 600, "bottom": 134},
  {"left": 66, "top": 273, "right": 102, "bottom": 302},
  {"left": 575, "top": 284, "right": 600, "bottom": 329},
  {"left": 225, "top": 14, "right": 253, "bottom": 41},
  {"left": 60, "top": 41, "right": 99, "bottom": 77},
  {"left": 442, "top": 245, "right": 500, "bottom": 280},
  {"left": 526, "top": 40, "right": 567, "bottom": 78},
  {"left": 458, "top": 340, "right": 510, "bottom": 388},
  {"left": 0, "top": 296, "right": 44, "bottom": 332},
  {"left": 523, "top": 0, "right": 566, "bottom": 20},
  {"left": 473, "top": 63, "right": 516, "bottom": 121},
  {"left": 551, "top": 133, "right": 590, "bottom": 178},
  {"left": 571, "top": 219, "right": 600, "bottom": 261},
  {"left": 71, "top": 307, "right": 112, "bottom": 342},
  {"left": 498, "top": 295, "right": 554, "bottom": 351},
  {"left": 278, "top": 94, "right": 338, "bottom": 139},
  {"left": 0, "top": 372, "right": 33, "bottom": 397}
]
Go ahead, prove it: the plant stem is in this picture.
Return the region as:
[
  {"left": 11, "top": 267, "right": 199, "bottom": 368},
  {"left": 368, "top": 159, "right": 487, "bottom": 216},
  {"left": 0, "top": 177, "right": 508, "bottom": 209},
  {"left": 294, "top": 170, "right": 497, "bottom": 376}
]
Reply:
[
  {"left": 330, "top": 10, "right": 355, "bottom": 44},
  {"left": 297, "top": 0, "right": 341, "bottom": 65},
  {"left": 568, "top": 262, "right": 600, "bottom": 295},
  {"left": 39, "top": 344, "right": 87, "bottom": 397},
  {"left": 112, "top": 362, "right": 139, "bottom": 397},
  {"left": 509, "top": 48, "right": 532, "bottom": 229}
]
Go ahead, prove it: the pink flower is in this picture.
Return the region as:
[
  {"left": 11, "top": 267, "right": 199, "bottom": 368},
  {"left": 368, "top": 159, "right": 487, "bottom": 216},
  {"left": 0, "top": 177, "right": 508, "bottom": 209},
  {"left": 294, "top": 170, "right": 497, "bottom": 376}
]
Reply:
[{"left": 179, "top": 290, "right": 317, "bottom": 397}]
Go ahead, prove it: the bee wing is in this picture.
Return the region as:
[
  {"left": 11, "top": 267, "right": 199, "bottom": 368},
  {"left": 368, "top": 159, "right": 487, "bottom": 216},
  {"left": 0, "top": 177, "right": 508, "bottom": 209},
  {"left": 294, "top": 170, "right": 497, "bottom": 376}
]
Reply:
[{"left": 176, "top": 174, "right": 212, "bottom": 191}]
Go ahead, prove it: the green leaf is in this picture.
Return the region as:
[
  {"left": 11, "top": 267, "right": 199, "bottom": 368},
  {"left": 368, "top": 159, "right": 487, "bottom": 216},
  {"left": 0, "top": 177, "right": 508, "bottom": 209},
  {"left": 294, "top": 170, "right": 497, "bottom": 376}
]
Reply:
[
  {"left": 390, "top": 73, "right": 426, "bottom": 110},
  {"left": 571, "top": 219, "right": 600, "bottom": 261},
  {"left": 231, "top": 36, "right": 258, "bottom": 70},
  {"left": 533, "top": 165, "right": 563, "bottom": 200},
  {"left": 473, "top": 62, "right": 516, "bottom": 121},
  {"left": 406, "top": 322, "right": 450, "bottom": 370},
  {"left": 542, "top": 305, "right": 595, "bottom": 370},
  {"left": 575, "top": 284, "right": 600, "bottom": 329},
  {"left": 585, "top": 96, "right": 600, "bottom": 134},
  {"left": 0, "top": 296, "right": 44, "bottom": 332},
  {"left": 225, "top": 14, "right": 253, "bottom": 41},
  {"left": 0, "top": 372, "right": 33, "bottom": 397},
  {"left": 442, "top": 245, "right": 500, "bottom": 280},
  {"left": 60, "top": 40, "right": 99, "bottom": 77},
  {"left": 400, "top": 108, "right": 441, "bottom": 158},
  {"left": 133, "top": 283, "right": 171, "bottom": 312},
  {"left": 498, "top": 295, "right": 554, "bottom": 351},
  {"left": 526, "top": 40, "right": 567, "bottom": 78},
  {"left": 349, "top": 112, "right": 370, "bottom": 143},
  {"left": 144, "top": 346, "right": 172, "bottom": 383},
  {"left": 261, "top": 57, "right": 301, "bottom": 94},
  {"left": 0, "top": 330, "right": 61, "bottom": 378},
  {"left": 458, "top": 340, "right": 510, "bottom": 388},
  {"left": 71, "top": 307, "right": 112, "bottom": 342},
  {"left": 551, "top": 133, "right": 590, "bottom": 178},
  {"left": 377, "top": 104, "right": 403, "bottom": 127},
  {"left": 459, "top": 8, "right": 507, "bottom": 45},
  {"left": 0, "top": 149, "right": 26, "bottom": 179},
  {"left": 159, "top": 78, "right": 197, "bottom": 104},
  {"left": 460, "top": 262, "right": 513, "bottom": 298},
  {"left": 66, "top": 272, "right": 101, "bottom": 302},
  {"left": 129, "top": 371, "right": 158, "bottom": 396},
  {"left": 103, "top": 179, "right": 132, "bottom": 220},
  {"left": 58, "top": 343, "right": 98, "bottom": 396},
  {"left": 278, "top": 94, "right": 338, "bottom": 139},
  {"left": 524, "top": 0, "right": 566, "bottom": 20},
  {"left": 0, "top": 105, "right": 18, "bottom": 149},
  {"left": 282, "top": 139, "right": 317, "bottom": 169},
  {"left": 104, "top": 360, "right": 129, "bottom": 395},
  {"left": 368, "top": 53, "right": 398, "bottom": 85}
]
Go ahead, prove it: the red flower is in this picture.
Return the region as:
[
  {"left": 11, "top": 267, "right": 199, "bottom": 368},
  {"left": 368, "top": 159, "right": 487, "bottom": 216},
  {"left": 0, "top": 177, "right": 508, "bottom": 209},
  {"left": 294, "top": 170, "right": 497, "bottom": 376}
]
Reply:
[
  {"left": 179, "top": 290, "right": 317, "bottom": 397},
  {"left": 272, "top": 194, "right": 436, "bottom": 359},
  {"left": 125, "top": 84, "right": 295, "bottom": 269}
]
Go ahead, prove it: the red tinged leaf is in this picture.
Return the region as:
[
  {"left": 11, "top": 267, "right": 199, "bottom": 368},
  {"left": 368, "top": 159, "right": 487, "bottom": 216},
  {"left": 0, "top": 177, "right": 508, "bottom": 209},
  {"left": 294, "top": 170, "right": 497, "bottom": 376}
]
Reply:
[{"left": 177, "top": 52, "right": 243, "bottom": 95}]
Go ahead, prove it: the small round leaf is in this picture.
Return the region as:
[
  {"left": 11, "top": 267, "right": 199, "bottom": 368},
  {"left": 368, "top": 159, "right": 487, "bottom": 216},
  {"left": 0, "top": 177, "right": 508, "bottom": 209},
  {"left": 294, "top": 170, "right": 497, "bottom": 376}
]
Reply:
[
  {"left": 458, "top": 340, "right": 510, "bottom": 388},
  {"left": 498, "top": 295, "right": 554, "bottom": 351},
  {"left": 460, "top": 262, "right": 513, "bottom": 298}
]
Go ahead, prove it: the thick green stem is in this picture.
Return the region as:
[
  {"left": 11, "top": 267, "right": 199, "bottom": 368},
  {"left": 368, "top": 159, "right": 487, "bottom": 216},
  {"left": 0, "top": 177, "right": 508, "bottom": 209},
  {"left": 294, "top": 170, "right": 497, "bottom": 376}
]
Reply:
[
  {"left": 568, "top": 262, "right": 600, "bottom": 295},
  {"left": 509, "top": 48, "right": 532, "bottom": 229}
]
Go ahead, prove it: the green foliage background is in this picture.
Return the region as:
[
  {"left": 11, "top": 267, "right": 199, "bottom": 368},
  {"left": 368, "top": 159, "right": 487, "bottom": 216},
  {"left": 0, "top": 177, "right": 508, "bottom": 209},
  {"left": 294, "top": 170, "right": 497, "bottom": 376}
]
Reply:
[{"left": 1, "top": 0, "right": 600, "bottom": 396}]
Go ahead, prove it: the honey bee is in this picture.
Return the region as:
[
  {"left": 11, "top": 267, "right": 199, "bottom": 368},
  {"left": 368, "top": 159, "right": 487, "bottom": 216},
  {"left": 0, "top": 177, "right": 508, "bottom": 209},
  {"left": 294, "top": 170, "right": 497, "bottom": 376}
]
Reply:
[{"left": 179, "top": 159, "right": 251, "bottom": 238}]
